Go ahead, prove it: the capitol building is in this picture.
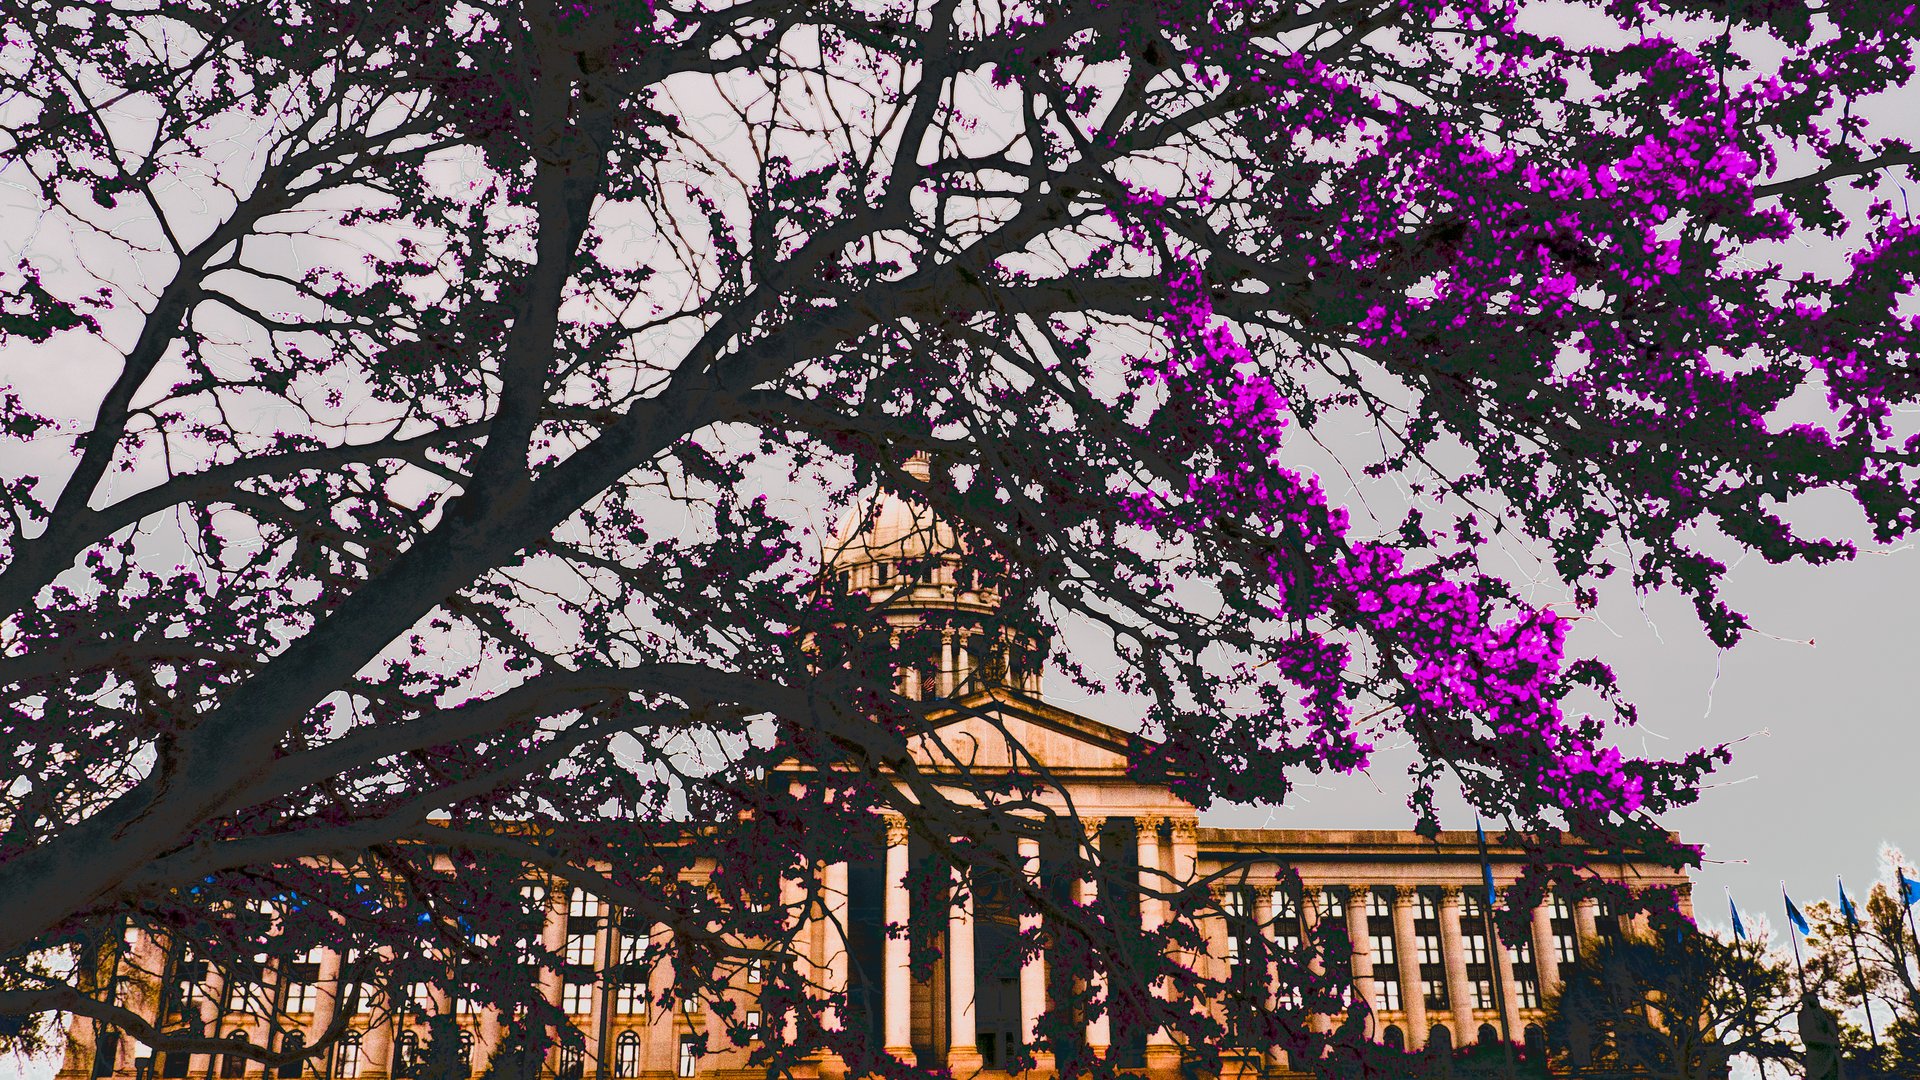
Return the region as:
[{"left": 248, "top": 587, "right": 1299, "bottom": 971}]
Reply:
[{"left": 60, "top": 457, "right": 1695, "bottom": 1080}]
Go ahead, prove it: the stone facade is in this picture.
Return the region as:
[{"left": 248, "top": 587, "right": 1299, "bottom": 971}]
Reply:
[
  {"left": 59, "top": 464, "right": 1695, "bottom": 1079},
  {"left": 54, "top": 688, "right": 1692, "bottom": 1080}
]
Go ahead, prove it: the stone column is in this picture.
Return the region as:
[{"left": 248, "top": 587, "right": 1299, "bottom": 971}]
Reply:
[
  {"left": 1529, "top": 902, "right": 1562, "bottom": 1002},
  {"left": 1389, "top": 888, "right": 1427, "bottom": 1050},
  {"left": 780, "top": 867, "right": 806, "bottom": 1050},
  {"left": 542, "top": 887, "right": 568, "bottom": 1016},
  {"left": 1255, "top": 878, "right": 1284, "bottom": 1073},
  {"left": 883, "top": 817, "right": 913, "bottom": 1059},
  {"left": 824, "top": 860, "right": 850, "bottom": 1033},
  {"left": 307, "top": 947, "right": 344, "bottom": 1051},
  {"left": 939, "top": 631, "right": 956, "bottom": 697},
  {"left": 359, "top": 946, "right": 398, "bottom": 1080},
  {"left": 1018, "top": 835, "right": 1049, "bottom": 1070},
  {"left": 1136, "top": 816, "right": 1165, "bottom": 934},
  {"left": 1136, "top": 817, "right": 1177, "bottom": 1070},
  {"left": 1299, "top": 885, "right": 1332, "bottom": 1035},
  {"left": 947, "top": 861, "right": 982, "bottom": 1071},
  {"left": 1573, "top": 899, "right": 1600, "bottom": 957},
  {"left": 1438, "top": 888, "right": 1474, "bottom": 1041},
  {"left": 1080, "top": 818, "right": 1110, "bottom": 1057},
  {"left": 647, "top": 922, "right": 677, "bottom": 1074},
  {"left": 1345, "top": 885, "right": 1377, "bottom": 1031}
]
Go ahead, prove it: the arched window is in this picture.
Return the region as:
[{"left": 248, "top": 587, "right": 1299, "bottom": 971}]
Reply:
[
  {"left": 276, "top": 1033, "right": 305, "bottom": 1080},
  {"left": 1381, "top": 1025, "right": 1404, "bottom": 1051},
  {"left": 337, "top": 1034, "right": 362, "bottom": 1078},
  {"left": 392, "top": 1032, "right": 419, "bottom": 1078},
  {"left": 1477, "top": 1022, "right": 1498, "bottom": 1046},
  {"left": 458, "top": 1032, "right": 474, "bottom": 1078},
  {"left": 220, "top": 1031, "right": 248, "bottom": 1079},
  {"left": 557, "top": 1037, "right": 585, "bottom": 1080},
  {"left": 1523, "top": 1023, "right": 1547, "bottom": 1061},
  {"left": 615, "top": 1032, "right": 643, "bottom": 1078},
  {"left": 1427, "top": 1024, "right": 1452, "bottom": 1055}
]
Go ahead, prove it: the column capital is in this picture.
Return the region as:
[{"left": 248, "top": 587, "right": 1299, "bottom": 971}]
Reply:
[
  {"left": 882, "top": 815, "right": 909, "bottom": 846},
  {"left": 1388, "top": 884, "right": 1418, "bottom": 908},
  {"left": 1170, "top": 817, "right": 1199, "bottom": 843},
  {"left": 1344, "top": 883, "right": 1376, "bottom": 901},
  {"left": 1078, "top": 814, "right": 1107, "bottom": 834},
  {"left": 1438, "top": 887, "right": 1465, "bottom": 910},
  {"left": 1136, "top": 813, "right": 1168, "bottom": 832}
]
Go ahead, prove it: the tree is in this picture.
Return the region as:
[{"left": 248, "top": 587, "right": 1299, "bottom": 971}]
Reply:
[
  {"left": 1, "top": 0, "right": 1917, "bottom": 1074},
  {"left": 1541, "top": 925, "right": 1800, "bottom": 1079},
  {"left": 1793, "top": 849, "right": 1920, "bottom": 1079}
]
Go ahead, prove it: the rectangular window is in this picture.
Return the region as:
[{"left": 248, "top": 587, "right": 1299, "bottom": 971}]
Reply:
[
  {"left": 1375, "top": 974, "right": 1400, "bottom": 1011},
  {"left": 283, "top": 977, "right": 317, "bottom": 1014},
  {"left": 1516, "top": 975, "right": 1540, "bottom": 1009},
  {"left": 563, "top": 981, "right": 595, "bottom": 1015},
  {"left": 1422, "top": 976, "right": 1448, "bottom": 1011},
  {"left": 1555, "top": 931, "right": 1578, "bottom": 966},
  {"left": 1367, "top": 888, "right": 1392, "bottom": 920},
  {"left": 747, "top": 959, "right": 762, "bottom": 985},
  {"left": 1272, "top": 886, "right": 1298, "bottom": 920},
  {"left": 1318, "top": 888, "right": 1345, "bottom": 920},
  {"left": 1461, "top": 891, "right": 1481, "bottom": 919},
  {"left": 1221, "top": 888, "right": 1249, "bottom": 918},
  {"left": 615, "top": 982, "right": 648, "bottom": 1015},
  {"left": 565, "top": 932, "right": 597, "bottom": 966},
  {"left": 681, "top": 995, "right": 699, "bottom": 1014},
  {"left": 410, "top": 982, "right": 435, "bottom": 1014},
  {"left": 1225, "top": 935, "right": 1241, "bottom": 969},
  {"left": 1370, "top": 932, "right": 1396, "bottom": 966},
  {"left": 1473, "top": 978, "right": 1495, "bottom": 1010},
  {"left": 1417, "top": 936, "right": 1442, "bottom": 966},
  {"left": 619, "top": 928, "right": 647, "bottom": 964},
  {"left": 746, "top": 1011, "right": 760, "bottom": 1033},
  {"left": 569, "top": 889, "right": 604, "bottom": 920},
  {"left": 677, "top": 1037, "right": 699, "bottom": 1078},
  {"left": 1464, "top": 934, "right": 1488, "bottom": 966}
]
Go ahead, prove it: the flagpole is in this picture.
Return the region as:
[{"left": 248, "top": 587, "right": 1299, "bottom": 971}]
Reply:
[
  {"left": 1900, "top": 865, "right": 1920, "bottom": 987},
  {"left": 1840, "top": 876, "right": 1880, "bottom": 1051},
  {"left": 1475, "top": 819, "right": 1517, "bottom": 1080},
  {"left": 1783, "top": 883, "right": 1807, "bottom": 998}
]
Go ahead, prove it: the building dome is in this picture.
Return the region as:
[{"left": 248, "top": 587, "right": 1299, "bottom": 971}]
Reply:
[
  {"left": 820, "top": 453, "right": 1040, "bottom": 697},
  {"left": 823, "top": 454, "right": 962, "bottom": 575}
]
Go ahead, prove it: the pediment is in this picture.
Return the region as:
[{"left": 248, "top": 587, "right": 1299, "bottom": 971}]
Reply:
[{"left": 905, "top": 687, "right": 1143, "bottom": 775}]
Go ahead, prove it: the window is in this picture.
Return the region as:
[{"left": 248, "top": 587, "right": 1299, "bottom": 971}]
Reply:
[
  {"left": 1272, "top": 885, "right": 1298, "bottom": 920},
  {"left": 161, "top": 1049, "right": 191, "bottom": 1078},
  {"left": 614, "top": 1032, "right": 642, "bottom": 1078},
  {"left": 563, "top": 981, "right": 595, "bottom": 1015},
  {"left": 745, "top": 1011, "right": 760, "bottom": 1033},
  {"left": 1368, "top": 888, "right": 1392, "bottom": 920},
  {"left": 1225, "top": 934, "right": 1241, "bottom": 969},
  {"left": 220, "top": 1031, "right": 247, "bottom": 1078},
  {"left": 1371, "top": 931, "right": 1396, "bottom": 966},
  {"left": 1463, "top": 933, "right": 1488, "bottom": 965},
  {"left": 569, "top": 889, "right": 604, "bottom": 920},
  {"left": 458, "top": 1032, "right": 474, "bottom": 1072},
  {"left": 747, "top": 958, "right": 762, "bottom": 985},
  {"left": 277, "top": 1034, "right": 304, "bottom": 1079},
  {"left": 677, "top": 1037, "right": 699, "bottom": 1078},
  {"left": 1416, "top": 935, "right": 1442, "bottom": 966},
  {"left": 1461, "top": 891, "right": 1482, "bottom": 919},
  {"left": 558, "top": 1041, "right": 584, "bottom": 1080},
  {"left": 283, "top": 976, "right": 317, "bottom": 1014},
  {"left": 1317, "top": 888, "right": 1345, "bottom": 920},
  {"left": 391, "top": 1033, "right": 417, "bottom": 1078},
  {"left": 615, "top": 982, "right": 648, "bottom": 1015},
  {"left": 337, "top": 1034, "right": 362, "bottom": 1078},
  {"left": 565, "top": 932, "right": 597, "bottom": 966},
  {"left": 619, "top": 927, "right": 647, "bottom": 964},
  {"left": 1375, "top": 974, "right": 1401, "bottom": 1011},
  {"left": 1221, "top": 888, "right": 1249, "bottom": 918},
  {"left": 681, "top": 995, "right": 699, "bottom": 1014},
  {"left": 409, "top": 983, "right": 435, "bottom": 1014}
]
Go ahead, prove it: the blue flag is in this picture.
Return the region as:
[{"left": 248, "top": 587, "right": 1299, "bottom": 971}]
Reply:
[
  {"left": 1785, "top": 888, "right": 1810, "bottom": 936},
  {"left": 1727, "top": 888, "right": 1746, "bottom": 942},
  {"left": 1477, "top": 816, "right": 1496, "bottom": 906},
  {"left": 1838, "top": 876, "right": 1860, "bottom": 930},
  {"left": 1900, "top": 869, "right": 1920, "bottom": 907}
]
